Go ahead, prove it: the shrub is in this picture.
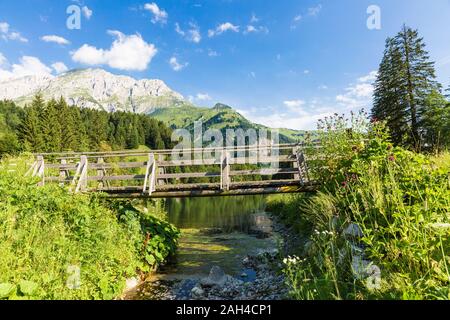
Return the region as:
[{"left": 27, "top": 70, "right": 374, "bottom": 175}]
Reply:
[
  {"left": 269, "top": 113, "right": 450, "bottom": 300},
  {"left": 0, "top": 156, "right": 179, "bottom": 300}
]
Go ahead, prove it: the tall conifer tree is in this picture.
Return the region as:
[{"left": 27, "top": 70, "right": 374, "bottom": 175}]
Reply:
[{"left": 372, "top": 25, "right": 441, "bottom": 149}]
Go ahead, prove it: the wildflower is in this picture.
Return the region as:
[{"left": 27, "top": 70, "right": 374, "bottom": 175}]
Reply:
[
  {"left": 341, "top": 181, "right": 348, "bottom": 188},
  {"left": 388, "top": 154, "right": 395, "bottom": 162}
]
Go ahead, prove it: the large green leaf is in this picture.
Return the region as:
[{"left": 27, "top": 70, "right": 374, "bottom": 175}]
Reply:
[
  {"left": 0, "top": 283, "right": 16, "bottom": 299},
  {"left": 19, "top": 280, "right": 38, "bottom": 296}
]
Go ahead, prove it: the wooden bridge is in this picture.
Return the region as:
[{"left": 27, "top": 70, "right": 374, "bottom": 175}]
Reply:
[{"left": 27, "top": 144, "right": 318, "bottom": 198}]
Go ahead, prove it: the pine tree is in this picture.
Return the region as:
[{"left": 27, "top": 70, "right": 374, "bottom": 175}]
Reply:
[
  {"left": 57, "top": 97, "right": 78, "bottom": 151},
  {"left": 19, "top": 94, "right": 46, "bottom": 152},
  {"left": 41, "top": 99, "right": 62, "bottom": 152},
  {"left": 422, "top": 90, "right": 449, "bottom": 150},
  {"left": 372, "top": 25, "right": 441, "bottom": 149}
]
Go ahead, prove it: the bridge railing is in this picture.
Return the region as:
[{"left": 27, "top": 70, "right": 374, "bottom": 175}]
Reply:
[{"left": 28, "top": 143, "right": 319, "bottom": 197}]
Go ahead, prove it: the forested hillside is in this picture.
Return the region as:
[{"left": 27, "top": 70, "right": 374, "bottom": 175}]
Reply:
[
  {"left": 151, "top": 102, "right": 309, "bottom": 143},
  {"left": 0, "top": 94, "right": 174, "bottom": 155}
]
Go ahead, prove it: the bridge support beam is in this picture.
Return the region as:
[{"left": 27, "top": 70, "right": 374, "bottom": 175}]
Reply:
[
  {"left": 296, "top": 151, "right": 309, "bottom": 184},
  {"left": 220, "top": 151, "right": 230, "bottom": 191},
  {"left": 143, "top": 153, "right": 156, "bottom": 195},
  {"left": 74, "top": 156, "right": 88, "bottom": 193},
  {"left": 35, "top": 156, "right": 45, "bottom": 187}
]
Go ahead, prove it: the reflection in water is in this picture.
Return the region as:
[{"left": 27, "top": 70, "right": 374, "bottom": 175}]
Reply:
[
  {"left": 166, "top": 196, "right": 265, "bottom": 233},
  {"left": 165, "top": 195, "right": 267, "bottom": 233},
  {"left": 153, "top": 195, "right": 279, "bottom": 278}
]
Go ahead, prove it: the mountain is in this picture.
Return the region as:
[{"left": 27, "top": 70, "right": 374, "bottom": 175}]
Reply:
[
  {"left": 0, "top": 68, "right": 308, "bottom": 142},
  {"left": 151, "top": 103, "right": 308, "bottom": 143},
  {"left": 0, "top": 68, "right": 187, "bottom": 113}
]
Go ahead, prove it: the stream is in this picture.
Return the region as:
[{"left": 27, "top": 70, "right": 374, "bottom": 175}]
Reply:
[{"left": 126, "top": 195, "right": 292, "bottom": 300}]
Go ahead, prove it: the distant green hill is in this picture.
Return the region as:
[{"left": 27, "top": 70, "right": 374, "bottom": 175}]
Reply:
[{"left": 150, "top": 103, "right": 309, "bottom": 144}]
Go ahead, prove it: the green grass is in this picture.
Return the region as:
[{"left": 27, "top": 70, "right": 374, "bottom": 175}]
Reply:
[
  {"left": 0, "top": 156, "right": 179, "bottom": 300},
  {"left": 267, "top": 116, "right": 450, "bottom": 300}
]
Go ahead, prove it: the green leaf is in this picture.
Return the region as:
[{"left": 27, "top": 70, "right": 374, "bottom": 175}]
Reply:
[
  {"left": 0, "top": 283, "right": 15, "bottom": 299},
  {"left": 19, "top": 280, "right": 38, "bottom": 296}
]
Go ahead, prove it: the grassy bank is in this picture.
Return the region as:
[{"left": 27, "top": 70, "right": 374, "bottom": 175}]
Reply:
[
  {"left": 0, "top": 156, "right": 179, "bottom": 300},
  {"left": 267, "top": 114, "right": 450, "bottom": 300}
]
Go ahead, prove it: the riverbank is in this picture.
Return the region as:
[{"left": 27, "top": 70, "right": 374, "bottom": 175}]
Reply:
[
  {"left": 123, "top": 198, "right": 303, "bottom": 301},
  {"left": 265, "top": 119, "right": 450, "bottom": 300},
  {"left": 0, "top": 157, "right": 180, "bottom": 300}
]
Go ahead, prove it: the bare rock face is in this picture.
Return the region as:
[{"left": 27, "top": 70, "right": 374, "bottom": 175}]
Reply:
[{"left": 0, "top": 68, "right": 187, "bottom": 114}]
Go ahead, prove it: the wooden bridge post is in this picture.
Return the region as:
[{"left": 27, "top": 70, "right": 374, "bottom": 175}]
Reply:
[
  {"left": 292, "top": 147, "right": 300, "bottom": 181},
  {"left": 299, "top": 152, "right": 310, "bottom": 183},
  {"left": 75, "top": 156, "right": 88, "bottom": 193},
  {"left": 59, "top": 159, "right": 67, "bottom": 187},
  {"left": 143, "top": 153, "right": 156, "bottom": 195},
  {"left": 36, "top": 156, "right": 45, "bottom": 186},
  {"left": 97, "top": 157, "right": 105, "bottom": 189},
  {"left": 157, "top": 154, "right": 166, "bottom": 186},
  {"left": 220, "top": 151, "right": 230, "bottom": 191}
]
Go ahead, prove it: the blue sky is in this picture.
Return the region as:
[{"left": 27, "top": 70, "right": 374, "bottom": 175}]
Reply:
[{"left": 0, "top": 0, "right": 449, "bottom": 130}]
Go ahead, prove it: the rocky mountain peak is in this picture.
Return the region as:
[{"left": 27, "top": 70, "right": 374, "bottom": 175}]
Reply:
[{"left": 0, "top": 68, "right": 186, "bottom": 114}]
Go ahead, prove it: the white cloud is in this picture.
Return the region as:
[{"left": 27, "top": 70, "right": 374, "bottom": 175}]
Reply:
[
  {"left": 175, "top": 22, "right": 201, "bottom": 43},
  {"left": 208, "top": 49, "right": 219, "bottom": 57},
  {"left": 188, "top": 93, "right": 213, "bottom": 105},
  {"left": 144, "top": 2, "right": 168, "bottom": 24},
  {"left": 8, "top": 32, "right": 28, "bottom": 42},
  {"left": 52, "top": 62, "right": 69, "bottom": 74},
  {"left": 0, "top": 22, "right": 28, "bottom": 42},
  {"left": 283, "top": 100, "right": 307, "bottom": 114},
  {"left": 358, "top": 70, "right": 377, "bottom": 83},
  {"left": 244, "top": 25, "right": 269, "bottom": 35},
  {"left": 169, "top": 56, "right": 188, "bottom": 71},
  {"left": 41, "top": 35, "right": 70, "bottom": 45},
  {"left": 196, "top": 93, "right": 212, "bottom": 101},
  {"left": 250, "top": 13, "right": 259, "bottom": 23},
  {"left": 243, "top": 107, "right": 333, "bottom": 131},
  {"left": 308, "top": 4, "right": 323, "bottom": 16},
  {"left": 243, "top": 71, "right": 376, "bottom": 131},
  {"left": 0, "top": 22, "right": 8, "bottom": 34},
  {"left": 335, "top": 71, "right": 377, "bottom": 110},
  {"left": 0, "top": 52, "right": 7, "bottom": 66},
  {"left": 82, "top": 6, "right": 93, "bottom": 19},
  {"left": 291, "top": 14, "right": 303, "bottom": 29},
  {"left": 208, "top": 22, "right": 239, "bottom": 37},
  {"left": 304, "top": 70, "right": 310, "bottom": 74},
  {"left": 284, "top": 100, "right": 305, "bottom": 108},
  {"left": 0, "top": 56, "right": 54, "bottom": 81},
  {"left": 318, "top": 84, "right": 328, "bottom": 90},
  {"left": 175, "top": 23, "right": 185, "bottom": 36},
  {"left": 291, "top": 5, "right": 322, "bottom": 29},
  {"left": 71, "top": 30, "right": 157, "bottom": 71},
  {"left": 11, "top": 56, "right": 52, "bottom": 77}
]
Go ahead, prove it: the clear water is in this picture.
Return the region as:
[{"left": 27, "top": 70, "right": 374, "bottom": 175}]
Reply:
[{"left": 155, "top": 195, "right": 280, "bottom": 279}]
